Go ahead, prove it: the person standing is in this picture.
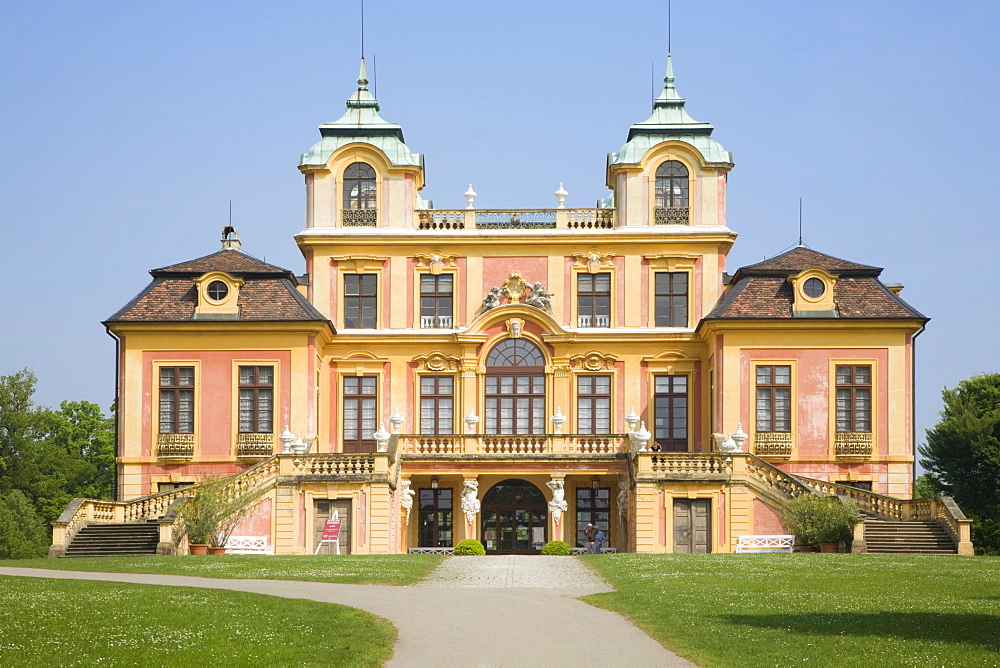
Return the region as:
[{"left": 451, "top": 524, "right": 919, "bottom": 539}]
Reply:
[
  {"left": 595, "top": 528, "right": 606, "bottom": 554},
  {"left": 583, "top": 523, "right": 597, "bottom": 554}
]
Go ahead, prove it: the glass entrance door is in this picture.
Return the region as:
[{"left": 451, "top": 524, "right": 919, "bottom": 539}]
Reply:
[{"left": 480, "top": 479, "right": 547, "bottom": 554}]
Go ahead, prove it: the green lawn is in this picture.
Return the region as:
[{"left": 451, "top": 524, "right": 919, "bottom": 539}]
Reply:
[
  {"left": 0, "top": 554, "right": 443, "bottom": 585},
  {"left": 583, "top": 554, "right": 1000, "bottom": 667},
  {"left": 0, "top": 575, "right": 394, "bottom": 666}
]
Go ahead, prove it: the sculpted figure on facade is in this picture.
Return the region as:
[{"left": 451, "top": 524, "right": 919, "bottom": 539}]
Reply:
[
  {"left": 400, "top": 480, "right": 415, "bottom": 523},
  {"left": 617, "top": 479, "right": 630, "bottom": 520},
  {"left": 526, "top": 282, "right": 554, "bottom": 311},
  {"left": 461, "top": 480, "right": 481, "bottom": 525},
  {"left": 481, "top": 286, "right": 502, "bottom": 312},
  {"left": 546, "top": 479, "right": 568, "bottom": 524}
]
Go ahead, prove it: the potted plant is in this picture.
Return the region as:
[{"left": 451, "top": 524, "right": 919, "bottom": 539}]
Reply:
[
  {"left": 179, "top": 477, "right": 266, "bottom": 555},
  {"left": 782, "top": 493, "right": 860, "bottom": 552}
]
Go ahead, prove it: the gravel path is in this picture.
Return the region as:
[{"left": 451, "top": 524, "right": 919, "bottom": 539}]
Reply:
[{"left": 0, "top": 560, "right": 692, "bottom": 667}]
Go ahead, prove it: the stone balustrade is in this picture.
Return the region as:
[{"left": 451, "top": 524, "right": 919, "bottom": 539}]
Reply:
[
  {"left": 400, "top": 433, "right": 627, "bottom": 456},
  {"left": 416, "top": 208, "right": 614, "bottom": 231}
]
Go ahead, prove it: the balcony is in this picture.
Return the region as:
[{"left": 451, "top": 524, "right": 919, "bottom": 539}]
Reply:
[
  {"left": 416, "top": 208, "right": 614, "bottom": 231},
  {"left": 156, "top": 433, "right": 195, "bottom": 459},
  {"left": 401, "top": 433, "right": 626, "bottom": 456},
  {"left": 753, "top": 432, "right": 793, "bottom": 458},
  {"left": 236, "top": 433, "right": 275, "bottom": 459},
  {"left": 835, "top": 432, "right": 873, "bottom": 458},
  {"left": 342, "top": 208, "right": 377, "bottom": 226},
  {"left": 654, "top": 206, "right": 690, "bottom": 225},
  {"left": 577, "top": 314, "right": 611, "bottom": 328},
  {"left": 420, "top": 315, "right": 453, "bottom": 329}
]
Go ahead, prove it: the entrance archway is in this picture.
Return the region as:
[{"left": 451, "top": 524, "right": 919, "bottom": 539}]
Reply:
[{"left": 481, "top": 479, "right": 547, "bottom": 554}]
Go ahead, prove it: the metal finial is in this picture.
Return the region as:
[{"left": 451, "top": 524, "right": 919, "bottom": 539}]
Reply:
[
  {"left": 668, "top": 0, "right": 672, "bottom": 55},
  {"left": 360, "top": 0, "right": 365, "bottom": 59},
  {"left": 798, "top": 198, "right": 804, "bottom": 247}
]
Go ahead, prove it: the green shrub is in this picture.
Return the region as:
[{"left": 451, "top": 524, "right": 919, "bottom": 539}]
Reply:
[
  {"left": 0, "top": 490, "right": 50, "bottom": 559},
  {"left": 453, "top": 539, "right": 485, "bottom": 556},
  {"left": 540, "top": 540, "right": 571, "bottom": 555},
  {"left": 782, "top": 493, "right": 860, "bottom": 546}
]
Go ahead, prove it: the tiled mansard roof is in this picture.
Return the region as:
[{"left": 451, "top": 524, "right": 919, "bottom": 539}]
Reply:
[
  {"left": 106, "top": 249, "right": 329, "bottom": 324},
  {"left": 705, "top": 247, "right": 926, "bottom": 321}
]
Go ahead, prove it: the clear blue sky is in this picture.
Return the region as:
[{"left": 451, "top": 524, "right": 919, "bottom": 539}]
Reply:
[{"left": 2, "top": 1, "right": 998, "bottom": 455}]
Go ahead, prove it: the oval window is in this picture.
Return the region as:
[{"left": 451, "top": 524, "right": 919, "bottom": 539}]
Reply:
[
  {"left": 803, "top": 277, "right": 825, "bottom": 298},
  {"left": 207, "top": 280, "right": 229, "bottom": 301}
]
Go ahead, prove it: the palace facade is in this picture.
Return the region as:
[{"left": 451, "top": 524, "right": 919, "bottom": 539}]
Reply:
[{"left": 55, "top": 55, "right": 943, "bottom": 556}]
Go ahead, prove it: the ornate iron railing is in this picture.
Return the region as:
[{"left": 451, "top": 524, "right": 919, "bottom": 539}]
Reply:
[
  {"left": 835, "top": 432, "right": 873, "bottom": 457},
  {"left": 654, "top": 206, "right": 690, "bottom": 225},
  {"left": 236, "top": 433, "right": 275, "bottom": 458},
  {"left": 156, "top": 433, "right": 195, "bottom": 459},
  {"left": 342, "top": 208, "right": 377, "bottom": 226},
  {"left": 753, "top": 432, "right": 793, "bottom": 457}
]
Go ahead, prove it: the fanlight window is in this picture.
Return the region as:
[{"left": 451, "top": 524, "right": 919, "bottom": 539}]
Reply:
[
  {"left": 485, "top": 338, "right": 545, "bottom": 367},
  {"left": 343, "top": 162, "right": 377, "bottom": 210},
  {"left": 654, "top": 160, "right": 689, "bottom": 208}
]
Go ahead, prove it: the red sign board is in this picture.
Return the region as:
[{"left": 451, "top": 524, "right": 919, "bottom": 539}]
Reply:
[{"left": 321, "top": 518, "right": 342, "bottom": 542}]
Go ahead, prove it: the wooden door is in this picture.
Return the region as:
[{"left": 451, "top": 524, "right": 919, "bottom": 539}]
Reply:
[
  {"left": 673, "top": 499, "right": 711, "bottom": 553},
  {"left": 314, "top": 499, "right": 351, "bottom": 554}
]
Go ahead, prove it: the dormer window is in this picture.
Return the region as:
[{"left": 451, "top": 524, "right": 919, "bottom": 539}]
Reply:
[
  {"left": 343, "top": 162, "right": 377, "bottom": 226},
  {"left": 207, "top": 280, "right": 229, "bottom": 302},
  {"left": 654, "top": 160, "right": 690, "bottom": 225},
  {"left": 803, "top": 277, "right": 825, "bottom": 298}
]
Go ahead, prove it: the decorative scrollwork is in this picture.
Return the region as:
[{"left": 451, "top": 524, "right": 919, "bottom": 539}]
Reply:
[
  {"left": 654, "top": 206, "right": 690, "bottom": 225},
  {"left": 342, "top": 209, "right": 378, "bottom": 226}
]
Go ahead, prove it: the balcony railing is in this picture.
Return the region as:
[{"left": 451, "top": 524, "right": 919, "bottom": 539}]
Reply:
[
  {"left": 753, "top": 432, "right": 793, "bottom": 457},
  {"left": 401, "top": 433, "right": 627, "bottom": 455},
  {"left": 417, "top": 208, "right": 614, "bottom": 231},
  {"left": 654, "top": 206, "right": 690, "bottom": 225},
  {"left": 420, "top": 315, "right": 453, "bottom": 328},
  {"left": 156, "top": 433, "right": 195, "bottom": 459},
  {"left": 342, "top": 208, "right": 377, "bottom": 226},
  {"left": 835, "top": 432, "right": 873, "bottom": 457},
  {"left": 236, "top": 433, "right": 275, "bottom": 458},
  {"left": 577, "top": 314, "right": 611, "bottom": 328}
]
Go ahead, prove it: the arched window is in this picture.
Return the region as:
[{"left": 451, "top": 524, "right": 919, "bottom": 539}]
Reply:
[
  {"left": 485, "top": 338, "right": 545, "bottom": 434},
  {"left": 342, "top": 163, "right": 377, "bottom": 226},
  {"left": 655, "top": 160, "right": 689, "bottom": 208}
]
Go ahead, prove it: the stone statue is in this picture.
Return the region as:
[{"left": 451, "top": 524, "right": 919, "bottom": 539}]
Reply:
[
  {"left": 461, "top": 480, "right": 480, "bottom": 525},
  {"left": 617, "top": 479, "right": 630, "bottom": 520},
  {"left": 526, "top": 282, "right": 553, "bottom": 311},
  {"left": 546, "top": 479, "right": 568, "bottom": 524},
  {"left": 481, "top": 286, "right": 502, "bottom": 312},
  {"left": 400, "top": 480, "right": 415, "bottom": 523}
]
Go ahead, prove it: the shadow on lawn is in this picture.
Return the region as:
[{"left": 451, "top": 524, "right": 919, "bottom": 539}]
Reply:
[{"left": 721, "top": 612, "right": 1000, "bottom": 650}]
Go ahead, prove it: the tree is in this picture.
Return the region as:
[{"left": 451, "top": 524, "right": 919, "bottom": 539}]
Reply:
[
  {"left": 0, "top": 369, "right": 116, "bottom": 557},
  {"left": 920, "top": 372, "right": 1000, "bottom": 554}
]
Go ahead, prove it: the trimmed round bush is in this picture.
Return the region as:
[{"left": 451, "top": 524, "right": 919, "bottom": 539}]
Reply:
[
  {"left": 453, "top": 539, "right": 486, "bottom": 556},
  {"left": 540, "top": 540, "right": 571, "bottom": 556}
]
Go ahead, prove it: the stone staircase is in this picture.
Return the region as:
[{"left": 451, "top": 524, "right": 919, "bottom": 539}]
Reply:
[
  {"left": 863, "top": 518, "right": 958, "bottom": 555},
  {"left": 62, "top": 521, "right": 160, "bottom": 557}
]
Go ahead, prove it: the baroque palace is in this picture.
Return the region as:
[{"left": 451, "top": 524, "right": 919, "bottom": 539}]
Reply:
[{"left": 52, "top": 54, "right": 974, "bottom": 557}]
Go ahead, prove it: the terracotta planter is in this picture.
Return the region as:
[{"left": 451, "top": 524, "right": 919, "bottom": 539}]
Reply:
[
  {"left": 818, "top": 542, "right": 838, "bottom": 553},
  {"left": 189, "top": 543, "right": 209, "bottom": 555},
  {"left": 208, "top": 546, "right": 227, "bottom": 556},
  {"left": 795, "top": 545, "right": 817, "bottom": 552}
]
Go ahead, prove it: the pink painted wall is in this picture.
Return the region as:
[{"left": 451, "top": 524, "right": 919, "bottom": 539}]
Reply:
[
  {"left": 738, "top": 347, "right": 889, "bottom": 457},
  {"left": 482, "top": 257, "right": 548, "bottom": 294},
  {"left": 753, "top": 498, "right": 785, "bottom": 534},
  {"left": 141, "top": 350, "right": 292, "bottom": 460}
]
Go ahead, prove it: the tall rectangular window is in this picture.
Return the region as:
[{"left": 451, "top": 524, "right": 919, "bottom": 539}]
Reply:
[
  {"left": 654, "top": 375, "right": 688, "bottom": 451},
  {"left": 756, "top": 365, "right": 791, "bottom": 432},
  {"left": 654, "top": 272, "right": 688, "bottom": 327},
  {"left": 239, "top": 366, "right": 274, "bottom": 433},
  {"left": 836, "top": 365, "right": 871, "bottom": 432},
  {"left": 576, "top": 487, "right": 610, "bottom": 548},
  {"left": 420, "top": 274, "right": 453, "bottom": 328},
  {"left": 420, "top": 376, "right": 454, "bottom": 435},
  {"left": 577, "top": 375, "right": 611, "bottom": 434},
  {"left": 577, "top": 273, "right": 611, "bottom": 327},
  {"left": 159, "top": 367, "right": 194, "bottom": 434},
  {"left": 418, "top": 488, "right": 453, "bottom": 547},
  {"left": 344, "top": 274, "right": 377, "bottom": 328},
  {"left": 343, "top": 376, "right": 377, "bottom": 452}
]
